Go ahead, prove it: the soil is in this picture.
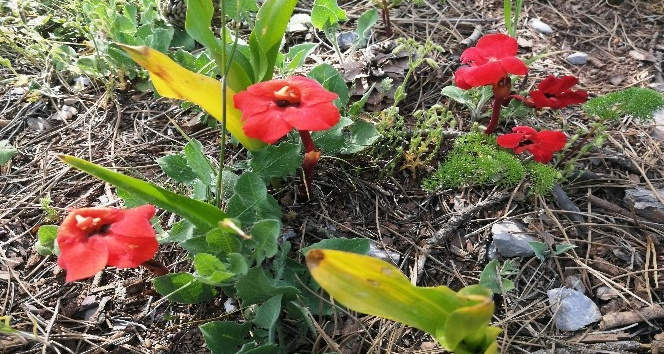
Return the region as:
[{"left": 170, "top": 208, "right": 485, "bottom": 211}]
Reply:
[{"left": 2, "top": 0, "right": 664, "bottom": 353}]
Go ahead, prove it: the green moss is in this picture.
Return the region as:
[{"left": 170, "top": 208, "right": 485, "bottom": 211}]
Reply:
[
  {"left": 423, "top": 132, "right": 560, "bottom": 195},
  {"left": 583, "top": 87, "right": 664, "bottom": 122}
]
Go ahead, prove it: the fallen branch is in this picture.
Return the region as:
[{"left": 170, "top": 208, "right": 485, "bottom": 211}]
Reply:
[{"left": 600, "top": 304, "right": 664, "bottom": 330}]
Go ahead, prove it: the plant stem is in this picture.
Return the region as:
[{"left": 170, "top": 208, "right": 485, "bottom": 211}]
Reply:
[
  {"left": 381, "top": 1, "right": 393, "bottom": 37},
  {"left": 298, "top": 130, "right": 319, "bottom": 199},
  {"left": 554, "top": 123, "right": 600, "bottom": 168},
  {"left": 298, "top": 130, "right": 316, "bottom": 153},
  {"left": 484, "top": 97, "right": 504, "bottom": 134}
]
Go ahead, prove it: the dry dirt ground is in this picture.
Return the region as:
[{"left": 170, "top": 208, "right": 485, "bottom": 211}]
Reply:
[{"left": 2, "top": 0, "right": 664, "bottom": 353}]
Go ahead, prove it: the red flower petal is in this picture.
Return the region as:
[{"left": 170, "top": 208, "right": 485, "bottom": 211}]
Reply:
[
  {"left": 233, "top": 91, "right": 273, "bottom": 118},
  {"left": 556, "top": 90, "right": 588, "bottom": 107},
  {"left": 529, "top": 90, "right": 551, "bottom": 108},
  {"left": 538, "top": 75, "right": 578, "bottom": 94},
  {"left": 453, "top": 67, "right": 474, "bottom": 89},
  {"left": 288, "top": 76, "right": 339, "bottom": 106},
  {"left": 284, "top": 103, "right": 340, "bottom": 131},
  {"left": 534, "top": 130, "right": 567, "bottom": 151},
  {"left": 242, "top": 110, "right": 294, "bottom": 144},
  {"left": 512, "top": 126, "right": 538, "bottom": 136},
  {"left": 498, "top": 56, "right": 528, "bottom": 76},
  {"left": 496, "top": 133, "right": 525, "bottom": 148},
  {"left": 462, "top": 61, "right": 505, "bottom": 87},
  {"left": 58, "top": 236, "right": 109, "bottom": 282},
  {"left": 529, "top": 148, "right": 555, "bottom": 163},
  {"left": 460, "top": 47, "right": 488, "bottom": 65},
  {"left": 104, "top": 234, "right": 159, "bottom": 268},
  {"left": 475, "top": 33, "right": 518, "bottom": 59}
]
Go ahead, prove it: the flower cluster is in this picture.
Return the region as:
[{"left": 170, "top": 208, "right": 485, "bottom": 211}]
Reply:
[
  {"left": 454, "top": 33, "right": 588, "bottom": 163},
  {"left": 56, "top": 205, "right": 158, "bottom": 282}
]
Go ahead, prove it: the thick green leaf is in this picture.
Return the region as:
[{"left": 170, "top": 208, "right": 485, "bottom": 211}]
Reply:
[
  {"left": 59, "top": 155, "right": 226, "bottom": 232},
  {"left": 222, "top": 0, "right": 258, "bottom": 20},
  {"left": 200, "top": 321, "right": 252, "bottom": 354},
  {"left": 194, "top": 253, "right": 235, "bottom": 285},
  {"left": 301, "top": 237, "right": 370, "bottom": 255},
  {"left": 441, "top": 85, "right": 474, "bottom": 108},
  {"left": 248, "top": 0, "right": 297, "bottom": 82},
  {"left": 152, "top": 272, "right": 216, "bottom": 304},
  {"left": 308, "top": 63, "right": 349, "bottom": 109},
  {"left": 206, "top": 227, "right": 242, "bottom": 255},
  {"left": 0, "top": 140, "right": 16, "bottom": 166},
  {"left": 159, "top": 219, "right": 196, "bottom": 243},
  {"left": 284, "top": 43, "right": 318, "bottom": 73},
  {"left": 479, "top": 260, "right": 515, "bottom": 294},
  {"left": 228, "top": 252, "right": 249, "bottom": 275},
  {"left": 254, "top": 294, "right": 282, "bottom": 342},
  {"left": 236, "top": 266, "right": 298, "bottom": 305},
  {"left": 157, "top": 153, "right": 198, "bottom": 183},
  {"left": 250, "top": 142, "right": 301, "bottom": 180},
  {"left": 312, "top": 116, "right": 352, "bottom": 154},
  {"left": 340, "top": 120, "right": 380, "bottom": 154},
  {"left": 311, "top": 0, "right": 347, "bottom": 30},
  {"left": 355, "top": 9, "right": 378, "bottom": 46},
  {"left": 529, "top": 241, "right": 550, "bottom": 261},
  {"left": 249, "top": 219, "right": 281, "bottom": 264},
  {"left": 184, "top": 139, "right": 214, "bottom": 185},
  {"left": 36, "top": 225, "right": 58, "bottom": 256},
  {"left": 227, "top": 172, "right": 281, "bottom": 227}
]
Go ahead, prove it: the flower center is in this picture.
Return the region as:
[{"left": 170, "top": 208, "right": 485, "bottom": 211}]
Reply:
[
  {"left": 518, "top": 139, "right": 533, "bottom": 147},
  {"left": 75, "top": 214, "right": 111, "bottom": 236},
  {"left": 273, "top": 85, "right": 300, "bottom": 107}
]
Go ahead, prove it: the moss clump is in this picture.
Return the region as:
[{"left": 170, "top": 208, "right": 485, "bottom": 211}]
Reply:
[
  {"left": 583, "top": 87, "right": 664, "bottom": 122},
  {"left": 423, "top": 132, "right": 560, "bottom": 195},
  {"left": 526, "top": 162, "right": 560, "bottom": 196}
]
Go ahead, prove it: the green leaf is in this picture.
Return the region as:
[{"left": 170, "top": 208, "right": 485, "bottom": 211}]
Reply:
[
  {"left": 308, "top": 63, "right": 349, "bottom": 109},
  {"left": 194, "top": 253, "right": 235, "bottom": 285},
  {"left": 116, "top": 188, "right": 144, "bottom": 208},
  {"left": 59, "top": 155, "right": 226, "bottom": 232},
  {"left": 152, "top": 272, "right": 216, "bottom": 304},
  {"left": 284, "top": 43, "right": 318, "bottom": 73},
  {"left": 312, "top": 116, "right": 352, "bottom": 154},
  {"left": 227, "top": 172, "right": 281, "bottom": 228},
  {"left": 236, "top": 267, "right": 299, "bottom": 305},
  {"left": 0, "top": 140, "right": 17, "bottom": 166},
  {"left": 200, "top": 321, "right": 252, "bottom": 354},
  {"left": 311, "top": 0, "right": 347, "bottom": 30},
  {"left": 157, "top": 153, "right": 198, "bottom": 183},
  {"left": 301, "top": 237, "right": 370, "bottom": 255},
  {"left": 441, "top": 85, "right": 474, "bottom": 108},
  {"left": 348, "top": 83, "right": 375, "bottom": 116},
  {"left": 249, "top": 219, "right": 281, "bottom": 264},
  {"left": 250, "top": 142, "right": 301, "bottom": 180},
  {"left": 554, "top": 243, "right": 576, "bottom": 255},
  {"left": 529, "top": 241, "right": 550, "bottom": 261},
  {"left": 222, "top": 0, "right": 259, "bottom": 19},
  {"left": 479, "top": 259, "right": 515, "bottom": 294},
  {"left": 248, "top": 0, "right": 298, "bottom": 82},
  {"left": 36, "top": 225, "right": 58, "bottom": 256},
  {"left": 355, "top": 9, "right": 378, "bottom": 46},
  {"left": 254, "top": 294, "right": 282, "bottom": 342},
  {"left": 160, "top": 219, "right": 196, "bottom": 243},
  {"left": 341, "top": 120, "right": 380, "bottom": 154},
  {"left": 184, "top": 139, "right": 214, "bottom": 185},
  {"left": 228, "top": 252, "right": 249, "bottom": 275},
  {"left": 206, "top": 227, "right": 242, "bottom": 255}
]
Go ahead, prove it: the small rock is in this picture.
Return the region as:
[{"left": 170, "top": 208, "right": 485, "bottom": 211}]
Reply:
[
  {"left": 609, "top": 74, "right": 625, "bottom": 86},
  {"left": 596, "top": 286, "right": 621, "bottom": 300},
  {"left": 530, "top": 18, "right": 553, "bottom": 34},
  {"left": 491, "top": 221, "right": 536, "bottom": 257},
  {"left": 337, "top": 31, "right": 358, "bottom": 51},
  {"left": 652, "top": 108, "right": 664, "bottom": 139},
  {"left": 223, "top": 298, "right": 237, "bottom": 313},
  {"left": 286, "top": 13, "right": 311, "bottom": 33},
  {"left": 566, "top": 52, "right": 588, "bottom": 65},
  {"left": 367, "top": 241, "right": 401, "bottom": 264},
  {"left": 547, "top": 287, "right": 601, "bottom": 331},
  {"left": 624, "top": 186, "right": 664, "bottom": 223},
  {"left": 564, "top": 275, "right": 586, "bottom": 294}
]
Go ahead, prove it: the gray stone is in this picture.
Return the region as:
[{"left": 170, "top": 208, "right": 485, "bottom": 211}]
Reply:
[
  {"left": 624, "top": 186, "right": 664, "bottom": 223},
  {"left": 547, "top": 288, "right": 601, "bottom": 331},
  {"left": 337, "top": 31, "right": 359, "bottom": 51},
  {"left": 286, "top": 13, "right": 311, "bottom": 33},
  {"left": 368, "top": 241, "right": 401, "bottom": 264},
  {"left": 491, "top": 221, "right": 536, "bottom": 257},
  {"left": 530, "top": 18, "right": 553, "bottom": 34},
  {"left": 566, "top": 52, "right": 588, "bottom": 65}
]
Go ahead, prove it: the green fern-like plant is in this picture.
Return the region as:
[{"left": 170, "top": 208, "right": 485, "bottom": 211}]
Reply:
[
  {"left": 526, "top": 162, "right": 560, "bottom": 196},
  {"left": 583, "top": 87, "right": 664, "bottom": 121}
]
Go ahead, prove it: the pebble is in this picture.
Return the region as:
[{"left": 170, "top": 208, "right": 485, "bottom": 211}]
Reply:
[
  {"left": 530, "top": 18, "right": 553, "bottom": 34},
  {"left": 547, "top": 287, "right": 601, "bottom": 331},
  {"left": 337, "top": 31, "right": 359, "bottom": 51},
  {"left": 491, "top": 221, "right": 536, "bottom": 258},
  {"left": 367, "top": 241, "right": 401, "bottom": 264},
  {"left": 566, "top": 52, "right": 588, "bottom": 65},
  {"left": 286, "top": 13, "right": 311, "bottom": 33}
]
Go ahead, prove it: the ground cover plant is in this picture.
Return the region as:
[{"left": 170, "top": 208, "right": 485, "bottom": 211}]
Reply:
[{"left": 2, "top": 0, "right": 664, "bottom": 353}]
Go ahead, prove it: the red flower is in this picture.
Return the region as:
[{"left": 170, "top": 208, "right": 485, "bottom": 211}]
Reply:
[
  {"left": 496, "top": 126, "right": 567, "bottom": 163},
  {"left": 529, "top": 75, "right": 588, "bottom": 109},
  {"left": 57, "top": 205, "right": 158, "bottom": 282},
  {"left": 454, "top": 34, "right": 528, "bottom": 89},
  {"left": 233, "top": 76, "right": 341, "bottom": 144}
]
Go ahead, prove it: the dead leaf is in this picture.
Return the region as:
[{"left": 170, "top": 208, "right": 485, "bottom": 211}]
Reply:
[{"left": 629, "top": 49, "right": 656, "bottom": 62}]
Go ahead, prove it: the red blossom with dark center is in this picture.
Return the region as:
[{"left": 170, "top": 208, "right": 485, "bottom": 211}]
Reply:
[
  {"left": 56, "top": 205, "right": 158, "bottom": 282},
  {"left": 496, "top": 126, "right": 567, "bottom": 163},
  {"left": 529, "top": 75, "right": 588, "bottom": 109},
  {"left": 233, "top": 76, "right": 341, "bottom": 144},
  {"left": 454, "top": 33, "right": 528, "bottom": 90}
]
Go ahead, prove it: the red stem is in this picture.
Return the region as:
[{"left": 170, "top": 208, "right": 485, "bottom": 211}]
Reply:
[
  {"left": 484, "top": 97, "right": 504, "bottom": 134},
  {"left": 298, "top": 130, "right": 315, "bottom": 153},
  {"left": 141, "top": 259, "right": 169, "bottom": 277}
]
